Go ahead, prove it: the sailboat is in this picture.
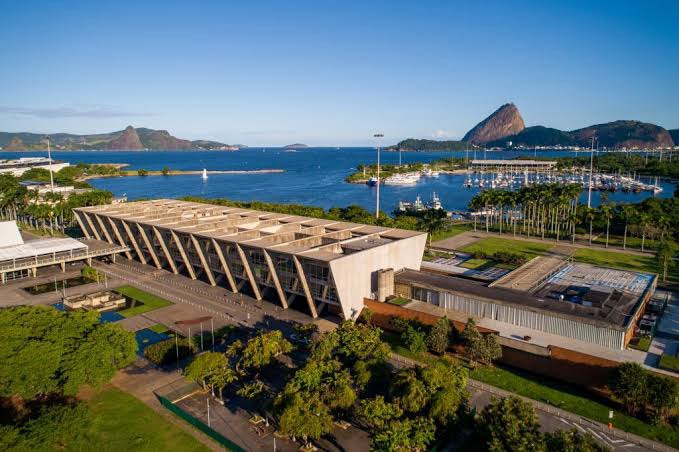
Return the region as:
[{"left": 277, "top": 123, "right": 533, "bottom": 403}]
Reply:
[{"left": 202, "top": 168, "right": 208, "bottom": 181}]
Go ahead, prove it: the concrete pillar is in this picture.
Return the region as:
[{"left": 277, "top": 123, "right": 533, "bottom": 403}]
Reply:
[
  {"left": 60, "top": 262, "right": 66, "bottom": 272},
  {"left": 377, "top": 268, "right": 394, "bottom": 302},
  {"left": 293, "top": 256, "right": 318, "bottom": 318},
  {"left": 211, "top": 239, "right": 237, "bottom": 293}
]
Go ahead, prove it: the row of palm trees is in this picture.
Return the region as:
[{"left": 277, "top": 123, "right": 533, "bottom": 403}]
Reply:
[
  {"left": 0, "top": 174, "right": 112, "bottom": 234},
  {"left": 468, "top": 184, "right": 678, "bottom": 250}
]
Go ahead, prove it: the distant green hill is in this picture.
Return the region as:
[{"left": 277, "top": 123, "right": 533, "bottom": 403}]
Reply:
[
  {"left": 388, "top": 139, "right": 473, "bottom": 151},
  {"left": 487, "top": 126, "right": 576, "bottom": 147},
  {"left": 0, "top": 127, "right": 241, "bottom": 150}
]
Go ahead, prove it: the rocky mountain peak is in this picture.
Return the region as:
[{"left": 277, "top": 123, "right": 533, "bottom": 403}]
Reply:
[
  {"left": 107, "top": 126, "right": 143, "bottom": 150},
  {"left": 463, "top": 103, "right": 526, "bottom": 145}
]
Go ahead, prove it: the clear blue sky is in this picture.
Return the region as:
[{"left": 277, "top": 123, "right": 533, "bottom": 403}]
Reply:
[{"left": 1, "top": 0, "right": 678, "bottom": 146}]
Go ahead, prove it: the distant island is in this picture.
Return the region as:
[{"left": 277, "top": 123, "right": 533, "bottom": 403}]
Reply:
[
  {"left": 387, "top": 139, "right": 475, "bottom": 151},
  {"left": 0, "top": 125, "right": 244, "bottom": 151},
  {"left": 283, "top": 143, "right": 309, "bottom": 149},
  {"left": 391, "top": 103, "right": 677, "bottom": 151}
]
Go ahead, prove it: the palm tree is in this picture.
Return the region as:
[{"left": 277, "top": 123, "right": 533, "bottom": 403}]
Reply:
[
  {"left": 639, "top": 213, "right": 651, "bottom": 252},
  {"left": 599, "top": 203, "right": 614, "bottom": 248},
  {"left": 585, "top": 207, "right": 596, "bottom": 245},
  {"left": 420, "top": 209, "right": 446, "bottom": 247},
  {"left": 620, "top": 204, "right": 636, "bottom": 250}
]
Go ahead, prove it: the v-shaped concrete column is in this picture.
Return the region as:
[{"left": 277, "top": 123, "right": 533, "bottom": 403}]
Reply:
[
  {"left": 171, "top": 231, "right": 196, "bottom": 280},
  {"left": 153, "top": 226, "right": 178, "bottom": 274},
  {"left": 293, "top": 256, "right": 318, "bottom": 318},
  {"left": 137, "top": 224, "right": 161, "bottom": 269},
  {"left": 190, "top": 234, "right": 216, "bottom": 286},
  {"left": 211, "top": 238, "right": 237, "bottom": 293}
]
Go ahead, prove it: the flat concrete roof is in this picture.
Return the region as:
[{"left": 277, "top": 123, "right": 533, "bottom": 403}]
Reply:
[
  {"left": 76, "top": 199, "right": 426, "bottom": 262},
  {"left": 395, "top": 268, "right": 653, "bottom": 330}
]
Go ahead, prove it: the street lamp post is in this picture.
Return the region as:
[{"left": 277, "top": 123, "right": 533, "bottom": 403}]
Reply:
[
  {"left": 374, "top": 134, "right": 383, "bottom": 219},
  {"left": 44, "top": 135, "right": 55, "bottom": 191},
  {"left": 587, "top": 136, "right": 596, "bottom": 208}
]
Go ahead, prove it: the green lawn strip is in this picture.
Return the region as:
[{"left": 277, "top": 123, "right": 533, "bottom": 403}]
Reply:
[
  {"left": 628, "top": 337, "right": 651, "bottom": 352},
  {"left": 114, "top": 285, "right": 173, "bottom": 318},
  {"left": 659, "top": 354, "right": 679, "bottom": 373},
  {"left": 431, "top": 224, "right": 472, "bottom": 242},
  {"left": 149, "top": 323, "right": 170, "bottom": 334},
  {"left": 73, "top": 388, "right": 210, "bottom": 452},
  {"left": 387, "top": 297, "right": 411, "bottom": 306},
  {"left": 469, "top": 365, "right": 679, "bottom": 447},
  {"left": 459, "top": 258, "right": 491, "bottom": 269},
  {"left": 460, "top": 237, "right": 551, "bottom": 260},
  {"left": 381, "top": 331, "right": 434, "bottom": 363}
]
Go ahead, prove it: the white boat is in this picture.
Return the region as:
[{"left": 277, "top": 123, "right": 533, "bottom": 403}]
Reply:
[
  {"left": 384, "top": 172, "right": 420, "bottom": 186},
  {"left": 201, "top": 168, "right": 208, "bottom": 181},
  {"left": 367, "top": 177, "right": 378, "bottom": 186},
  {"left": 428, "top": 192, "right": 443, "bottom": 210}
]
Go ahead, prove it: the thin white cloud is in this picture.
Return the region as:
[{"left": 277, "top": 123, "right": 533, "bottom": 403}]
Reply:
[
  {"left": 433, "top": 129, "right": 451, "bottom": 138},
  {"left": 0, "top": 105, "right": 154, "bottom": 119}
]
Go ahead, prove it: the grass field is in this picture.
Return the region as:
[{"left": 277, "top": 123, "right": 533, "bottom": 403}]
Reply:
[
  {"left": 115, "top": 286, "right": 173, "bottom": 318},
  {"left": 460, "top": 237, "right": 552, "bottom": 260},
  {"left": 431, "top": 223, "right": 472, "bottom": 242},
  {"left": 387, "top": 297, "right": 411, "bottom": 306},
  {"left": 72, "top": 388, "right": 210, "bottom": 451},
  {"left": 628, "top": 336, "right": 651, "bottom": 352}
]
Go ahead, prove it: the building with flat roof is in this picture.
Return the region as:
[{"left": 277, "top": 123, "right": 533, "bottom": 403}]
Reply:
[
  {"left": 74, "top": 199, "right": 427, "bottom": 319},
  {"left": 470, "top": 159, "right": 557, "bottom": 172},
  {"left": 0, "top": 220, "right": 128, "bottom": 283},
  {"left": 0, "top": 157, "right": 69, "bottom": 176},
  {"left": 393, "top": 261, "right": 656, "bottom": 349}
]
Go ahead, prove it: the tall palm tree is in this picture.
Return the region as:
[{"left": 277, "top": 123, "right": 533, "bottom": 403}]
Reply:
[
  {"left": 599, "top": 202, "right": 614, "bottom": 248},
  {"left": 620, "top": 204, "right": 636, "bottom": 250}
]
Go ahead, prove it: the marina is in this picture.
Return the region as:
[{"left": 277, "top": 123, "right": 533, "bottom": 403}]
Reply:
[{"left": 1, "top": 148, "right": 674, "bottom": 214}]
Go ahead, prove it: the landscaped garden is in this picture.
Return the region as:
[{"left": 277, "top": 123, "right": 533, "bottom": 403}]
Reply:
[{"left": 114, "top": 285, "right": 173, "bottom": 317}]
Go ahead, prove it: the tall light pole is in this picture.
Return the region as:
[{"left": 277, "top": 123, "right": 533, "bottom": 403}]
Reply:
[
  {"left": 44, "top": 135, "right": 55, "bottom": 191},
  {"left": 374, "top": 133, "right": 383, "bottom": 219},
  {"left": 587, "top": 135, "right": 596, "bottom": 208}
]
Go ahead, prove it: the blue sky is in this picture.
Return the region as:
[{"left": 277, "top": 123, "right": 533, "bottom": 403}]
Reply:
[{"left": 1, "top": 0, "right": 678, "bottom": 146}]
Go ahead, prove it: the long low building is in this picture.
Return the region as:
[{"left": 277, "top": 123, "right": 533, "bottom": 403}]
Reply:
[{"left": 74, "top": 199, "right": 427, "bottom": 319}]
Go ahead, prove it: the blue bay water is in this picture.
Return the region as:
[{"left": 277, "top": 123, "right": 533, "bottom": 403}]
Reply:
[{"left": 3, "top": 148, "right": 674, "bottom": 212}]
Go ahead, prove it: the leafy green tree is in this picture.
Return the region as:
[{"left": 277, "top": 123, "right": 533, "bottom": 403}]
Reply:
[
  {"left": 161, "top": 166, "right": 170, "bottom": 176},
  {"left": 324, "top": 368, "right": 357, "bottom": 411},
  {"left": 419, "top": 209, "right": 446, "bottom": 246},
  {"left": 478, "top": 396, "right": 544, "bottom": 452},
  {"left": 357, "top": 395, "right": 403, "bottom": 429},
  {"left": 426, "top": 317, "right": 451, "bottom": 354},
  {"left": 608, "top": 362, "right": 648, "bottom": 415},
  {"left": 402, "top": 324, "right": 427, "bottom": 356},
  {"left": 0, "top": 306, "right": 136, "bottom": 399},
  {"left": 390, "top": 368, "right": 428, "bottom": 413},
  {"left": 645, "top": 373, "right": 678, "bottom": 425},
  {"left": 277, "top": 392, "right": 333, "bottom": 447},
  {"left": 461, "top": 318, "right": 501, "bottom": 366},
  {"left": 239, "top": 330, "right": 293, "bottom": 371},
  {"left": 361, "top": 307, "right": 374, "bottom": 325},
  {"left": 371, "top": 417, "right": 435, "bottom": 452},
  {"left": 137, "top": 168, "right": 148, "bottom": 176},
  {"left": 656, "top": 239, "right": 677, "bottom": 283},
  {"left": 185, "top": 351, "right": 237, "bottom": 400},
  {"left": 544, "top": 429, "right": 609, "bottom": 452}
]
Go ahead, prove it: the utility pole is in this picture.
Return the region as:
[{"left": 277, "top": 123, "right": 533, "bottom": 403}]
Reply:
[
  {"left": 44, "top": 135, "right": 55, "bottom": 191},
  {"left": 374, "top": 134, "right": 383, "bottom": 219},
  {"left": 587, "top": 136, "right": 596, "bottom": 208}
]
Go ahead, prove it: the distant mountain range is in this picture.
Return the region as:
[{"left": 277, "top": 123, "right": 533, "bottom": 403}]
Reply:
[
  {"left": 0, "top": 126, "right": 243, "bottom": 151},
  {"left": 396, "top": 103, "right": 677, "bottom": 150}
]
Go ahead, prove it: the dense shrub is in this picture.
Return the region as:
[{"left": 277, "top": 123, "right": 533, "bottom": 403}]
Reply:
[{"left": 144, "top": 337, "right": 195, "bottom": 365}]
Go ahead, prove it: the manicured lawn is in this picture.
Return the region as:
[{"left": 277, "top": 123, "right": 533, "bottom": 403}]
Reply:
[
  {"left": 659, "top": 354, "right": 679, "bottom": 373},
  {"left": 628, "top": 336, "right": 651, "bottom": 352},
  {"left": 461, "top": 237, "right": 551, "bottom": 260},
  {"left": 469, "top": 365, "right": 679, "bottom": 448},
  {"left": 149, "top": 323, "right": 170, "bottom": 334},
  {"left": 387, "top": 297, "right": 411, "bottom": 306},
  {"left": 72, "top": 388, "right": 210, "bottom": 451},
  {"left": 431, "top": 223, "right": 472, "bottom": 242},
  {"left": 114, "top": 286, "right": 173, "bottom": 318},
  {"left": 459, "top": 258, "right": 490, "bottom": 269}
]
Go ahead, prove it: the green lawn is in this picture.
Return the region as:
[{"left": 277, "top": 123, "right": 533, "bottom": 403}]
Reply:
[
  {"left": 469, "top": 365, "right": 679, "bottom": 448},
  {"left": 628, "top": 336, "right": 651, "bottom": 352},
  {"left": 431, "top": 223, "right": 472, "bottom": 242},
  {"left": 459, "top": 258, "right": 491, "bottom": 269},
  {"left": 659, "top": 354, "right": 679, "bottom": 373},
  {"left": 149, "top": 323, "right": 170, "bottom": 334},
  {"left": 387, "top": 297, "right": 411, "bottom": 306},
  {"left": 461, "top": 237, "right": 552, "bottom": 260},
  {"left": 71, "top": 388, "right": 210, "bottom": 451},
  {"left": 114, "top": 286, "right": 173, "bottom": 318}
]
